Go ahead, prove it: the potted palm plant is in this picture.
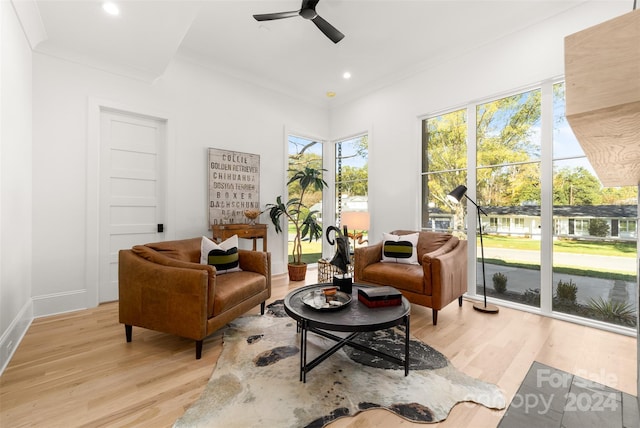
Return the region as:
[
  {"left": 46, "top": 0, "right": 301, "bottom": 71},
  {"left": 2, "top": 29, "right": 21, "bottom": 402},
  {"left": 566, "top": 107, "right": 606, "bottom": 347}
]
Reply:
[{"left": 266, "top": 166, "right": 327, "bottom": 281}]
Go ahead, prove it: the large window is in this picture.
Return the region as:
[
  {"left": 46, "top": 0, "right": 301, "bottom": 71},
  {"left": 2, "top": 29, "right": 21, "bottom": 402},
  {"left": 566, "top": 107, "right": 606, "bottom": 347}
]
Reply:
[
  {"left": 288, "top": 135, "right": 324, "bottom": 264},
  {"left": 476, "top": 90, "right": 542, "bottom": 308},
  {"left": 422, "top": 109, "right": 468, "bottom": 233},
  {"left": 286, "top": 134, "right": 369, "bottom": 263},
  {"left": 551, "top": 82, "right": 637, "bottom": 328},
  {"left": 422, "top": 82, "right": 638, "bottom": 331},
  {"left": 335, "top": 135, "right": 369, "bottom": 249}
]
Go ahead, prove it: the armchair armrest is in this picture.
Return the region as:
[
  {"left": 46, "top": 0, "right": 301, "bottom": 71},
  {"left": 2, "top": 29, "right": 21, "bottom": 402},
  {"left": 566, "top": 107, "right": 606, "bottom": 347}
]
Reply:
[
  {"left": 422, "top": 239, "right": 468, "bottom": 306},
  {"left": 354, "top": 243, "right": 382, "bottom": 280},
  {"left": 118, "top": 249, "right": 210, "bottom": 340},
  {"left": 238, "top": 250, "right": 271, "bottom": 277}
]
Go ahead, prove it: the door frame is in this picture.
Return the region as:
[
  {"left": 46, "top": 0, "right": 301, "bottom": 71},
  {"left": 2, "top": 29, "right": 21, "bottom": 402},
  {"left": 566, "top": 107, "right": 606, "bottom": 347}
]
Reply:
[{"left": 87, "top": 97, "right": 175, "bottom": 308}]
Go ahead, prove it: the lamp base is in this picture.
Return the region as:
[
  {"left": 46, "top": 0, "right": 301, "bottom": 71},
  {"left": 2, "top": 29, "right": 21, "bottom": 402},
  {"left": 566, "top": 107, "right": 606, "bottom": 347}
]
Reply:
[{"left": 473, "top": 302, "right": 499, "bottom": 313}]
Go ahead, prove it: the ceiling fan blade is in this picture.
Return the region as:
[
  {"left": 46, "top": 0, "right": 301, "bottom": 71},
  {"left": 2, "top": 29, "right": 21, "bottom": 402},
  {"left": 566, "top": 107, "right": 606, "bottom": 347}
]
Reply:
[
  {"left": 253, "top": 10, "right": 300, "bottom": 21},
  {"left": 311, "top": 15, "right": 344, "bottom": 44},
  {"left": 302, "top": 0, "right": 320, "bottom": 9}
]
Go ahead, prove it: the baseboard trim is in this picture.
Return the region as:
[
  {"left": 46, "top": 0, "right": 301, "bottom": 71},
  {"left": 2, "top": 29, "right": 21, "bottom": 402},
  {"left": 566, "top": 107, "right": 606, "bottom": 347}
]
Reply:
[
  {"left": 0, "top": 299, "right": 33, "bottom": 375},
  {"left": 32, "top": 289, "right": 88, "bottom": 318}
]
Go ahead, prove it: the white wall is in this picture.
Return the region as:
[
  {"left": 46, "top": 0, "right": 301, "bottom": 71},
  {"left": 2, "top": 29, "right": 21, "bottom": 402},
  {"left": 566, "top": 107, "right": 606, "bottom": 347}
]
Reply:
[
  {"left": 0, "top": 1, "right": 34, "bottom": 372},
  {"left": 329, "top": 1, "right": 629, "bottom": 243},
  {"left": 31, "top": 54, "right": 328, "bottom": 316}
]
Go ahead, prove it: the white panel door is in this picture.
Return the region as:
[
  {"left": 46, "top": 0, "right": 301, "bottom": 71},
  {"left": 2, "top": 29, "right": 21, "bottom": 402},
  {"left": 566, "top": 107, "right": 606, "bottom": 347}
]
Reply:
[{"left": 99, "top": 109, "right": 166, "bottom": 303}]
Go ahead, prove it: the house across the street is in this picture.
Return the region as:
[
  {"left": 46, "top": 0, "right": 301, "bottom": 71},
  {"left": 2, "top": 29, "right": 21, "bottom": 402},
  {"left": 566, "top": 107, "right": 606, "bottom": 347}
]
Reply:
[{"left": 428, "top": 205, "right": 638, "bottom": 241}]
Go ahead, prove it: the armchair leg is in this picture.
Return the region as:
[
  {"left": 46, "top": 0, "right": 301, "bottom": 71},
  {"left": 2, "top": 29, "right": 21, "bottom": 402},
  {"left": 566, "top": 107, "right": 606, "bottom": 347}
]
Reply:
[
  {"left": 195, "top": 340, "right": 203, "bottom": 359},
  {"left": 260, "top": 301, "right": 265, "bottom": 315},
  {"left": 458, "top": 296, "right": 463, "bottom": 306},
  {"left": 432, "top": 310, "right": 438, "bottom": 326},
  {"left": 125, "top": 325, "right": 132, "bottom": 342}
]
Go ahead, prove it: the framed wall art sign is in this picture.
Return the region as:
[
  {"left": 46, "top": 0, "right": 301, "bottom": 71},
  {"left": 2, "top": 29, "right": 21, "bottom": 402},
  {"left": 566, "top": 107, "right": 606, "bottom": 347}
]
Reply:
[{"left": 208, "top": 148, "right": 260, "bottom": 226}]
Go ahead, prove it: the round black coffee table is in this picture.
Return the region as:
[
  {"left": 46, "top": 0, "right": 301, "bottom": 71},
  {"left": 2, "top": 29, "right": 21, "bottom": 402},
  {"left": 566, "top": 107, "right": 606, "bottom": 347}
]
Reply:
[{"left": 284, "top": 283, "right": 411, "bottom": 383}]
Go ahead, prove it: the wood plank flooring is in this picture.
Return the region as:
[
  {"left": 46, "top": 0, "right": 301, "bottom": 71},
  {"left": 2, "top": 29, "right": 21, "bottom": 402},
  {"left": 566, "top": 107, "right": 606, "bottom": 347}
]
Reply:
[{"left": 1, "top": 269, "right": 636, "bottom": 427}]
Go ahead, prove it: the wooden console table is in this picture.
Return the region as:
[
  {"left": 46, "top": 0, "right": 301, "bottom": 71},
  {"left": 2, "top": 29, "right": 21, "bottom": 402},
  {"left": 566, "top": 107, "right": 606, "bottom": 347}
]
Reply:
[{"left": 211, "top": 223, "right": 267, "bottom": 252}]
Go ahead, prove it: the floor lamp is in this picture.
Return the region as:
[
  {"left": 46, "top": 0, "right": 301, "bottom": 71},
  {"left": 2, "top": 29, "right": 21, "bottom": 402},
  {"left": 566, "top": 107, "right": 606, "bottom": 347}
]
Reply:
[{"left": 446, "top": 185, "right": 499, "bottom": 314}]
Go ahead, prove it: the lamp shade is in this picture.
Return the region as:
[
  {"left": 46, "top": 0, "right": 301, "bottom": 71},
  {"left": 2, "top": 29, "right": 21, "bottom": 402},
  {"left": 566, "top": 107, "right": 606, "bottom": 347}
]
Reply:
[
  {"left": 446, "top": 185, "right": 467, "bottom": 204},
  {"left": 341, "top": 211, "right": 370, "bottom": 231}
]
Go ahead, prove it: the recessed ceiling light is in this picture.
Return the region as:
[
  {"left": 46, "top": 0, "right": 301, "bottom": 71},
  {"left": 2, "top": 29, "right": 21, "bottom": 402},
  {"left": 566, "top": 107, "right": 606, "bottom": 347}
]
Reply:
[
  {"left": 326, "top": 91, "right": 336, "bottom": 98},
  {"left": 343, "top": 72, "right": 351, "bottom": 79},
  {"left": 102, "top": 2, "right": 120, "bottom": 16}
]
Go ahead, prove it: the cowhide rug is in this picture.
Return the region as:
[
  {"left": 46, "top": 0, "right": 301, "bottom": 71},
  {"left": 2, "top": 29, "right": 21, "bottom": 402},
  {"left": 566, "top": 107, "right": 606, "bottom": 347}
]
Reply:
[{"left": 174, "top": 301, "right": 505, "bottom": 428}]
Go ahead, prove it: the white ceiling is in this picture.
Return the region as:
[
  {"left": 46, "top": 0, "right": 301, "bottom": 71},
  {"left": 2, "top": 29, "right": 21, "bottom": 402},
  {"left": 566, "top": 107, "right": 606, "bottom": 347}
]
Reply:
[{"left": 19, "top": 0, "right": 593, "bottom": 106}]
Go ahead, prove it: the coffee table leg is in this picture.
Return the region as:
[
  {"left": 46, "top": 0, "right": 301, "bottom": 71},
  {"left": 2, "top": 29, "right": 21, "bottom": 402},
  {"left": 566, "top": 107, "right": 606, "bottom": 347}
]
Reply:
[
  {"left": 404, "top": 314, "right": 410, "bottom": 376},
  {"left": 300, "top": 319, "right": 307, "bottom": 383}
]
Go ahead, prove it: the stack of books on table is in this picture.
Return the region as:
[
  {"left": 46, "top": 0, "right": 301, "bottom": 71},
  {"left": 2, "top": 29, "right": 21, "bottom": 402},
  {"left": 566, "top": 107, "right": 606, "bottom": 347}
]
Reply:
[{"left": 358, "top": 286, "right": 402, "bottom": 308}]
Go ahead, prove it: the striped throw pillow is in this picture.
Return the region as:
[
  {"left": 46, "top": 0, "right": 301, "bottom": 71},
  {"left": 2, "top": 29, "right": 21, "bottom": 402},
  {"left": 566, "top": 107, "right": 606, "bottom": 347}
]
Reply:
[
  {"left": 201, "top": 235, "right": 242, "bottom": 274},
  {"left": 381, "top": 232, "right": 419, "bottom": 265}
]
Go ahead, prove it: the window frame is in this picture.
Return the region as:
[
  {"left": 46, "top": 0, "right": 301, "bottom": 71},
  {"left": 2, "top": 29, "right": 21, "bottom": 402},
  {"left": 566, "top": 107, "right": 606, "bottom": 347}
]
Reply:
[{"left": 419, "top": 79, "right": 638, "bottom": 336}]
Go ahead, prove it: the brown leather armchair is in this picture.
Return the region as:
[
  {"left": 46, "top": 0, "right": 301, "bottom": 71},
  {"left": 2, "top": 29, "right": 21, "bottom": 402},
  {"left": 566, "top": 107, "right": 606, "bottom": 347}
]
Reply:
[
  {"left": 118, "top": 237, "right": 271, "bottom": 359},
  {"left": 354, "top": 230, "right": 467, "bottom": 325}
]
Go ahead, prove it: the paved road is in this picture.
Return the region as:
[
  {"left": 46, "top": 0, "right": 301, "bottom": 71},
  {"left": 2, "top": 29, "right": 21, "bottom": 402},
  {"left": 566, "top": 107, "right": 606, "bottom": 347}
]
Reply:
[{"left": 479, "top": 248, "right": 637, "bottom": 310}]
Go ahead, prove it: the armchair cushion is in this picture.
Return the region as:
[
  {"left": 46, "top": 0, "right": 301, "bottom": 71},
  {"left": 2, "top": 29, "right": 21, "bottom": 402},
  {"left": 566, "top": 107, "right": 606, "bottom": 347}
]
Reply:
[
  {"left": 359, "top": 262, "right": 424, "bottom": 294},
  {"left": 213, "top": 271, "right": 268, "bottom": 315}
]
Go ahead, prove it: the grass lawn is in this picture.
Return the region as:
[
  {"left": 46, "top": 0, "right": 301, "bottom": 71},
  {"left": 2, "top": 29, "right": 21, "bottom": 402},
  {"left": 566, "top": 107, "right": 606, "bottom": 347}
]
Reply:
[
  {"left": 288, "top": 240, "right": 322, "bottom": 265},
  {"left": 482, "top": 235, "right": 637, "bottom": 258}
]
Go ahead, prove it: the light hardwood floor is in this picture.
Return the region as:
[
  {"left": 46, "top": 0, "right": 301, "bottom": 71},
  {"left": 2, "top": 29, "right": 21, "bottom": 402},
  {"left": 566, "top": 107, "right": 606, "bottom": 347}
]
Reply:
[{"left": 1, "top": 269, "right": 636, "bottom": 427}]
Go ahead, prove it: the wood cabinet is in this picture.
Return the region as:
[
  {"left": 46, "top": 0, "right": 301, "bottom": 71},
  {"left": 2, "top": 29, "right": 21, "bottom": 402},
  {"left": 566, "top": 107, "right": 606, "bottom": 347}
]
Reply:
[
  {"left": 211, "top": 223, "right": 267, "bottom": 252},
  {"left": 564, "top": 9, "right": 640, "bottom": 187}
]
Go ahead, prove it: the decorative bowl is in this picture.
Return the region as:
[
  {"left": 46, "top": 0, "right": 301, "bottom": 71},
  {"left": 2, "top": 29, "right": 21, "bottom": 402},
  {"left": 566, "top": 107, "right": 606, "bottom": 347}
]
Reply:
[
  {"left": 243, "top": 209, "right": 261, "bottom": 225},
  {"left": 301, "top": 289, "right": 352, "bottom": 311}
]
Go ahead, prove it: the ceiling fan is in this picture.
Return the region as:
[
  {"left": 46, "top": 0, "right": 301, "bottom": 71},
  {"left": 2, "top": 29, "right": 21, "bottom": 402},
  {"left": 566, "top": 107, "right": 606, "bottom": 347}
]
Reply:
[{"left": 253, "top": 0, "right": 345, "bottom": 44}]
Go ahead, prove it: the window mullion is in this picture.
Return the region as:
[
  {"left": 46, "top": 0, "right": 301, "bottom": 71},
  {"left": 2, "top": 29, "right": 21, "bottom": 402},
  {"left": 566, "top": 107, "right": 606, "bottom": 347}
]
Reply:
[
  {"left": 540, "top": 81, "right": 554, "bottom": 314},
  {"left": 467, "top": 104, "right": 478, "bottom": 297}
]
